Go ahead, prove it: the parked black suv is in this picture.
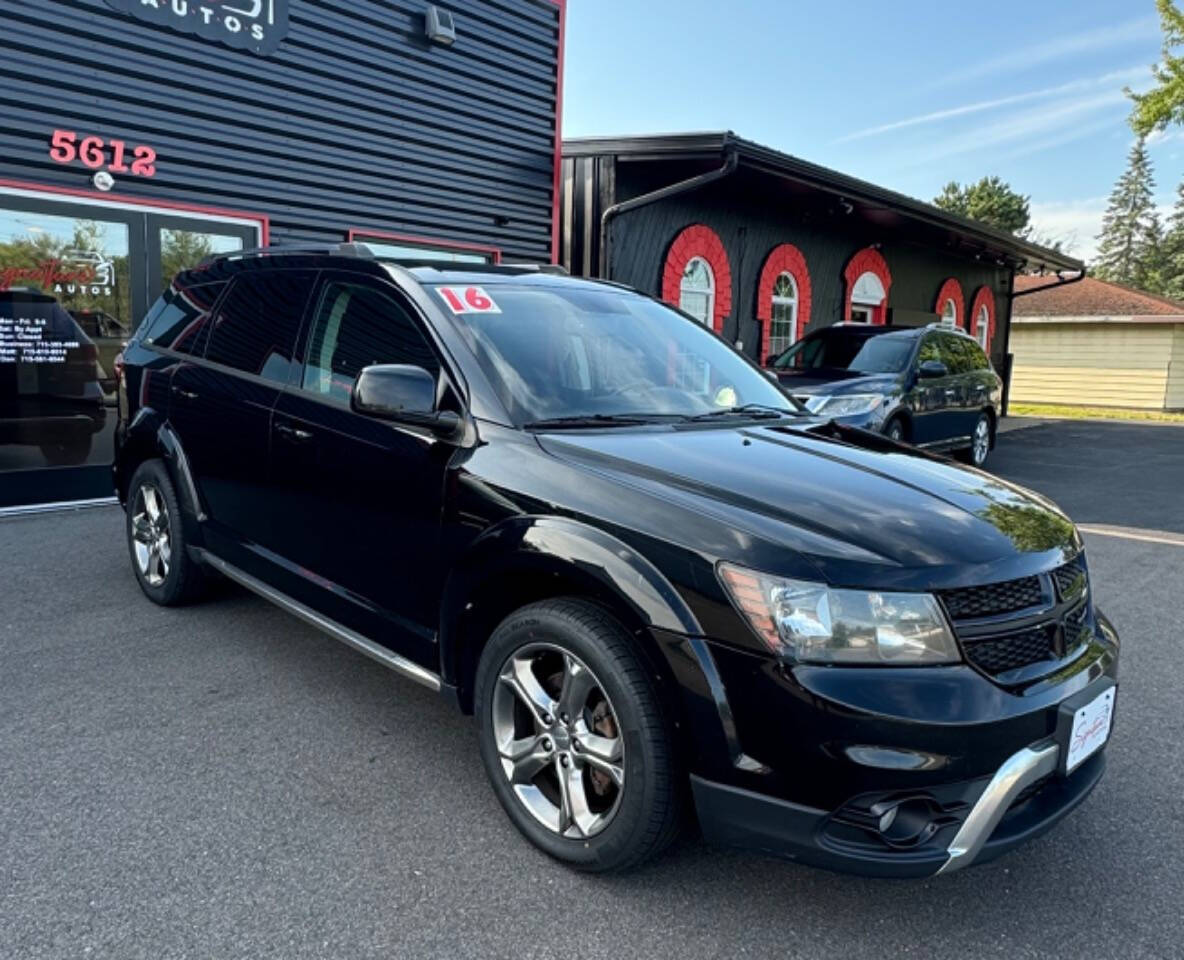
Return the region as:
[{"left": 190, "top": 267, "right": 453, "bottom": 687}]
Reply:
[
  {"left": 768, "top": 323, "right": 1002, "bottom": 466},
  {"left": 114, "top": 247, "right": 1118, "bottom": 876}
]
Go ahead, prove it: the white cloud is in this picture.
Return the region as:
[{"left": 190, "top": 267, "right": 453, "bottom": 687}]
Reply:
[
  {"left": 1029, "top": 196, "right": 1175, "bottom": 263},
  {"left": 837, "top": 66, "right": 1148, "bottom": 144},
  {"left": 935, "top": 16, "right": 1159, "bottom": 87}
]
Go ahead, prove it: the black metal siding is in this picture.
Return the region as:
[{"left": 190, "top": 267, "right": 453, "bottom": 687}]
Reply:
[
  {"left": 0, "top": 0, "right": 561, "bottom": 260},
  {"left": 563, "top": 155, "right": 1011, "bottom": 366}
]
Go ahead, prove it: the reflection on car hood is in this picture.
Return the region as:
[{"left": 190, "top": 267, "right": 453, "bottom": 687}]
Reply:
[{"left": 537, "top": 423, "right": 1078, "bottom": 577}]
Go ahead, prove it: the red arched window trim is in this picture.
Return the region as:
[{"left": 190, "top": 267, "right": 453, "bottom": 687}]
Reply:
[
  {"left": 756, "top": 244, "right": 812, "bottom": 359},
  {"left": 661, "top": 224, "right": 732, "bottom": 334},
  {"left": 968, "top": 286, "right": 997, "bottom": 352},
  {"left": 843, "top": 246, "right": 892, "bottom": 325},
  {"left": 933, "top": 277, "right": 965, "bottom": 328}
]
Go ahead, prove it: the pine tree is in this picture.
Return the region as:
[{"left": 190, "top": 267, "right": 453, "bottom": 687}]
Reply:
[
  {"left": 1161, "top": 182, "right": 1184, "bottom": 301},
  {"left": 1094, "top": 137, "right": 1160, "bottom": 288}
]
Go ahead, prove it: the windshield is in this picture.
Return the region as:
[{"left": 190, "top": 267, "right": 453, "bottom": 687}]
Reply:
[
  {"left": 774, "top": 330, "right": 914, "bottom": 374},
  {"left": 433, "top": 283, "right": 796, "bottom": 425}
]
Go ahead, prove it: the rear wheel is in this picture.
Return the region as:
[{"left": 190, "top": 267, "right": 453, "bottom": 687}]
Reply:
[
  {"left": 475, "top": 598, "right": 682, "bottom": 872},
  {"left": 959, "top": 413, "right": 992, "bottom": 467},
  {"left": 126, "top": 460, "right": 207, "bottom": 605}
]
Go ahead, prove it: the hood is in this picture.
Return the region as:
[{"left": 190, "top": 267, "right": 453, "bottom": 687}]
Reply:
[
  {"left": 536, "top": 423, "right": 1078, "bottom": 588},
  {"left": 774, "top": 369, "right": 900, "bottom": 397}
]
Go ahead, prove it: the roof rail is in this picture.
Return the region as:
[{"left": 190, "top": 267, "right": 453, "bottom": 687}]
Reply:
[{"left": 199, "top": 242, "right": 376, "bottom": 267}]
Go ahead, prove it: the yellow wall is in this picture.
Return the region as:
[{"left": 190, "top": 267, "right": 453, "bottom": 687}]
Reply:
[
  {"left": 1168, "top": 325, "right": 1184, "bottom": 411},
  {"left": 1010, "top": 321, "right": 1181, "bottom": 410}
]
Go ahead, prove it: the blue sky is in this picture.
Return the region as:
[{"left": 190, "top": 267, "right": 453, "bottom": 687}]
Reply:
[{"left": 562, "top": 0, "right": 1176, "bottom": 262}]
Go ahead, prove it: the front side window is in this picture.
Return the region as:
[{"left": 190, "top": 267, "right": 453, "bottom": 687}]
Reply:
[
  {"left": 679, "top": 257, "right": 715, "bottom": 327},
  {"left": 302, "top": 280, "right": 439, "bottom": 405},
  {"left": 436, "top": 283, "right": 793, "bottom": 425},
  {"left": 204, "top": 269, "right": 316, "bottom": 384},
  {"left": 768, "top": 273, "right": 798, "bottom": 357}
]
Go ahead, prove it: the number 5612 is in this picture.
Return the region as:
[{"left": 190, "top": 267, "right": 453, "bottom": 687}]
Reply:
[{"left": 49, "top": 129, "right": 157, "bottom": 178}]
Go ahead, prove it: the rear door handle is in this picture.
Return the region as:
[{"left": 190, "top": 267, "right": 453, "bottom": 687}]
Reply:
[
  {"left": 275, "top": 422, "right": 314, "bottom": 443},
  {"left": 171, "top": 386, "right": 199, "bottom": 401}
]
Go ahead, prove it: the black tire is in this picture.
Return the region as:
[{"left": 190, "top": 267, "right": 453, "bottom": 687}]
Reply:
[
  {"left": 475, "top": 598, "right": 683, "bottom": 872},
  {"left": 39, "top": 434, "right": 93, "bottom": 466},
  {"left": 883, "top": 416, "right": 907, "bottom": 444},
  {"left": 958, "top": 412, "right": 992, "bottom": 467},
  {"left": 125, "top": 459, "right": 207, "bottom": 606}
]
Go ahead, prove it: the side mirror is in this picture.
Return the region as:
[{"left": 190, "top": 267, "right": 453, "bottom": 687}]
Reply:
[
  {"left": 351, "top": 364, "right": 463, "bottom": 440},
  {"left": 917, "top": 360, "right": 948, "bottom": 379},
  {"left": 765, "top": 355, "right": 779, "bottom": 368}
]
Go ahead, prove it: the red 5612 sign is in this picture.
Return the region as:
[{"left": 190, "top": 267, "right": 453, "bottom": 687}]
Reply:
[
  {"left": 436, "top": 286, "right": 501, "bottom": 314},
  {"left": 48, "top": 130, "right": 157, "bottom": 178}
]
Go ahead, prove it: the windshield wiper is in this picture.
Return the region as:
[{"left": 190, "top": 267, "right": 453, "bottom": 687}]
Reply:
[
  {"left": 684, "top": 403, "right": 799, "bottom": 422},
  {"left": 524, "top": 413, "right": 664, "bottom": 430}
]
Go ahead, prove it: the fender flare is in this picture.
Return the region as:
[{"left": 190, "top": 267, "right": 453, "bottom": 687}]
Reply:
[
  {"left": 118, "top": 408, "right": 206, "bottom": 530},
  {"left": 438, "top": 515, "right": 702, "bottom": 688}
]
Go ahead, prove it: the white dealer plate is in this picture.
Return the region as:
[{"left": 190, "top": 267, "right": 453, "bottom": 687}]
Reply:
[{"left": 1065, "top": 687, "right": 1115, "bottom": 773}]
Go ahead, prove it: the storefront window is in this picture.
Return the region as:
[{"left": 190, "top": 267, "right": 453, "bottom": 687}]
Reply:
[
  {"left": 159, "top": 229, "right": 244, "bottom": 292},
  {"left": 1, "top": 208, "right": 131, "bottom": 477}
]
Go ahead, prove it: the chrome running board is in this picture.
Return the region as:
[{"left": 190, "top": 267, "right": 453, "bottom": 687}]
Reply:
[
  {"left": 938, "top": 742, "right": 1059, "bottom": 874},
  {"left": 197, "top": 550, "right": 442, "bottom": 692}
]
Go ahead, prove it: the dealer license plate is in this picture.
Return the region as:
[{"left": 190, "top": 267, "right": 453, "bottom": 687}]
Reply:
[{"left": 1065, "top": 687, "right": 1116, "bottom": 773}]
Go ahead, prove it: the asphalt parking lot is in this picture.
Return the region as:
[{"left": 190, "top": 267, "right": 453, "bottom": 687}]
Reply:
[{"left": 2, "top": 419, "right": 1181, "bottom": 960}]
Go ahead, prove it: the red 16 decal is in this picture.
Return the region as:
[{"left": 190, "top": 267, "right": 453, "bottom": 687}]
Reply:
[{"left": 436, "top": 286, "right": 501, "bottom": 314}]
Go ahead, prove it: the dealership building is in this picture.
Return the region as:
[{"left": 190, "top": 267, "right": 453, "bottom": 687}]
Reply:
[
  {"left": 560, "top": 132, "right": 1081, "bottom": 372},
  {"left": 0, "top": 0, "right": 564, "bottom": 508}
]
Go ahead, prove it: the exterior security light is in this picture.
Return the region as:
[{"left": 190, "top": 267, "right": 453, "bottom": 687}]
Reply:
[{"left": 426, "top": 6, "right": 456, "bottom": 45}]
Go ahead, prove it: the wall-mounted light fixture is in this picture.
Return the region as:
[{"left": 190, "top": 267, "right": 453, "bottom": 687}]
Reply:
[{"left": 426, "top": 6, "right": 457, "bottom": 45}]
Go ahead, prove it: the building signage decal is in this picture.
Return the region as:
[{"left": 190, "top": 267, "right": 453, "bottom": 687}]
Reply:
[
  {"left": 49, "top": 130, "right": 157, "bottom": 179},
  {"left": 0, "top": 256, "right": 113, "bottom": 298},
  {"left": 104, "top": 0, "right": 290, "bottom": 55}
]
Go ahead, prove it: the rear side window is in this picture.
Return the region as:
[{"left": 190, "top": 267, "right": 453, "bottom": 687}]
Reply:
[
  {"left": 301, "top": 279, "right": 438, "bottom": 405},
  {"left": 139, "top": 280, "right": 227, "bottom": 355},
  {"left": 937, "top": 333, "right": 981, "bottom": 375},
  {"left": 205, "top": 269, "right": 316, "bottom": 383}
]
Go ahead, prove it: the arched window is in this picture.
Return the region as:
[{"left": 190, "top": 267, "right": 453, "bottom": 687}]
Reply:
[
  {"left": 975, "top": 306, "right": 990, "bottom": 349},
  {"left": 661, "top": 225, "right": 732, "bottom": 334},
  {"left": 940, "top": 299, "right": 958, "bottom": 329},
  {"left": 679, "top": 256, "right": 715, "bottom": 327},
  {"left": 843, "top": 247, "right": 892, "bottom": 324},
  {"left": 768, "top": 272, "right": 798, "bottom": 355},
  {"left": 933, "top": 278, "right": 964, "bottom": 330}
]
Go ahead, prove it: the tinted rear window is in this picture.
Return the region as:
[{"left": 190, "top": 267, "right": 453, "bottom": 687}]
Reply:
[
  {"left": 204, "top": 270, "right": 316, "bottom": 383},
  {"left": 139, "top": 280, "right": 227, "bottom": 355}
]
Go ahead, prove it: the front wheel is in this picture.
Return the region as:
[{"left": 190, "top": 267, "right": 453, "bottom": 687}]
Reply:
[
  {"left": 475, "top": 599, "right": 683, "bottom": 872},
  {"left": 959, "top": 413, "right": 992, "bottom": 467}
]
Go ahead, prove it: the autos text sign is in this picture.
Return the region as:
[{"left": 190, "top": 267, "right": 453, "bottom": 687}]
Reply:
[{"left": 104, "top": 0, "right": 290, "bottom": 55}]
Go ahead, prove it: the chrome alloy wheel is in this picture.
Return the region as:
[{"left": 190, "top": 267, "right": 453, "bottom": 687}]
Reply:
[
  {"left": 491, "top": 643, "right": 625, "bottom": 839},
  {"left": 972, "top": 416, "right": 991, "bottom": 465},
  {"left": 131, "top": 483, "right": 172, "bottom": 587}
]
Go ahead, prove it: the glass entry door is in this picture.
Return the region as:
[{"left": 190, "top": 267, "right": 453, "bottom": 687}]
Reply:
[{"left": 0, "top": 187, "right": 263, "bottom": 508}]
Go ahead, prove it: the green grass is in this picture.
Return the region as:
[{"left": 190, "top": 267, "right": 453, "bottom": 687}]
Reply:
[{"left": 1009, "top": 402, "right": 1184, "bottom": 424}]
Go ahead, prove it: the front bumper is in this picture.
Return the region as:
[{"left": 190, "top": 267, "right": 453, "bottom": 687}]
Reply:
[{"left": 679, "top": 614, "right": 1119, "bottom": 878}]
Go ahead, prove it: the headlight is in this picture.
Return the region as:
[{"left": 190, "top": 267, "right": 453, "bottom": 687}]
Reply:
[
  {"left": 804, "top": 393, "right": 883, "bottom": 416},
  {"left": 718, "top": 563, "right": 961, "bottom": 665}
]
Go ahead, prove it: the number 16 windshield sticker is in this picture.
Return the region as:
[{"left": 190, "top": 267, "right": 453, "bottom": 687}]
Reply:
[{"left": 436, "top": 286, "right": 501, "bottom": 314}]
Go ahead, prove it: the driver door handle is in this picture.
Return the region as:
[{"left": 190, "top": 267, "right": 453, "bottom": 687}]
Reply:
[
  {"left": 274, "top": 422, "right": 314, "bottom": 443},
  {"left": 171, "top": 386, "right": 199, "bottom": 401}
]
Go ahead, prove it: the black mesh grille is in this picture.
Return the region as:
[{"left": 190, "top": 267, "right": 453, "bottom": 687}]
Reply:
[
  {"left": 1052, "top": 557, "right": 1088, "bottom": 602},
  {"left": 1063, "top": 602, "right": 1090, "bottom": 647},
  {"left": 940, "top": 575, "right": 1044, "bottom": 620},
  {"left": 963, "top": 626, "right": 1055, "bottom": 675}
]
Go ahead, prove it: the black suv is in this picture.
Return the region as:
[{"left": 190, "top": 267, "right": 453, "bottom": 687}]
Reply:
[
  {"left": 114, "top": 247, "right": 1118, "bottom": 876},
  {"left": 769, "top": 323, "right": 1003, "bottom": 466}
]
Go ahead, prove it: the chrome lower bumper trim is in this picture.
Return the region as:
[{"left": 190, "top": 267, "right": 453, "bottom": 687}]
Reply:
[
  {"left": 938, "top": 742, "right": 1059, "bottom": 874},
  {"left": 197, "top": 550, "right": 442, "bottom": 692}
]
